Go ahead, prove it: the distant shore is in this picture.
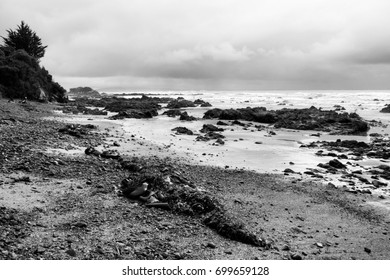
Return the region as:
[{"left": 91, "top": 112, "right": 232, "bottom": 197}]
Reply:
[{"left": 1, "top": 98, "right": 390, "bottom": 260}]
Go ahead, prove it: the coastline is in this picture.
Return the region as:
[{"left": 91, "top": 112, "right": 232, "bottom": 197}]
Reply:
[{"left": 1, "top": 99, "right": 390, "bottom": 260}]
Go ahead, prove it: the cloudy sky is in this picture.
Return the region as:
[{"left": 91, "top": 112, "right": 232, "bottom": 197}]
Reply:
[{"left": 1, "top": 0, "right": 390, "bottom": 91}]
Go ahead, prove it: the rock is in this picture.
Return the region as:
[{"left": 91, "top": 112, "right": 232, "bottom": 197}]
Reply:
[
  {"left": 109, "top": 109, "right": 157, "bottom": 119},
  {"left": 216, "top": 121, "right": 228, "bottom": 126},
  {"left": 167, "top": 98, "right": 196, "bottom": 109},
  {"left": 35, "top": 246, "right": 46, "bottom": 254},
  {"left": 85, "top": 146, "right": 102, "bottom": 156},
  {"left": 59, "top": 124, "right": 96, "bottom": 138},
  {"left": 206, "top": 242, "right": 216, "bottom": 249},
  {"left": 364, "top": 247, "right": 371, "bottom": 254},
  {"left": 316, "top": 242, "right": 324, "bottom": 248},
  {"left": 65, "top": 248, "right": 77, "bottom": 257},
  {"left": 328, "top": 159, "right": 346, "bottom": 169},
  {"left": 204, "top": 106, "right": 369, "bottom": 135},
  {"left": 290, "top": 253, "right": 303, "bottom": 260},
  {"left": 255, "top": 141, "right": 263, "bottom": 144},
  {"left": 101, "top": 150, "right": 121, "bottom": 159},
  {"left": 380, "top": 105, "right": 390, "bottom": 113},
  {"left": 200, "top": 102, "right": 212, "bottom": 107},
  {"left": 179, "top": 112, "right": 197, "bottom": 121},
  {"left": 163, "top": 109, "right": 182, "bottom": 117},
  {"left": 284, "top": 168, "right": 295, "bottom": 174},
  {"left": 200, "top": 124, "right": 224, "bottom": 133},
  {"left": 172, "top": 127, "right": 194, "bottom": 135},
  {"left": 231, "top": 120, "right": 245, "bottom": 126},
  {"left": 282, "top": 244, "right": 290, "bottom": 251}
]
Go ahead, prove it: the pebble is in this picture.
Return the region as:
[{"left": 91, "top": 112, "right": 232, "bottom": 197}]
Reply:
[
  {"left": 65, "top": 248, "right": 77, "bottom": 257},
  {"left": 290, "top": 253, "right": 303, "bottom": 260},
  {"left": 281, "top": 244, "right": 290, "bottom": 251}
]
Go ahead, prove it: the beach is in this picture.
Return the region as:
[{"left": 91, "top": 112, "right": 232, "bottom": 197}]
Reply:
[{"left": 1, "top": 97, "right": 390, "bottom": 260}]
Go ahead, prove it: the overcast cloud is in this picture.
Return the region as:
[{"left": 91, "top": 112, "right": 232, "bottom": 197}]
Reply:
[{"left": 1, "top": 0, "right": 390, "bottom": 91}]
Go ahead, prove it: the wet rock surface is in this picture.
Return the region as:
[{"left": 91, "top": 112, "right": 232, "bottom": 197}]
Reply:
[{"left": 204, "top": 106, "right": 369, "bottom": 135}]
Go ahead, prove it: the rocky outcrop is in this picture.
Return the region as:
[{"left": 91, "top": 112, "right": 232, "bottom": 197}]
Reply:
[
  {"left": 204, "top": 106, "right": 369, "bottom": 135},
  {"left": 167, "top": 98, "right": 196, "bottom": 109},
  {"left": 163, "top": 109, "right": 182, "bottom": 117},
  {"left": 68, "top": 87, "right": 101, "bottom": 99},
  {"left": 109, "top": 109, "right": 158, "bottom": 119},
  {"left": 380, "top": 105, "right": 390, "bottom": 113},
  {"left": 194, "top": 99, "right": 212, "bottom": 107},
  {"left": 200, "top": 124, "right": 224, "bottom": 133},
  {"left": 172, "top": 127, "right": 194, "bottom": 135},
  {"left": 179, "top": 112, "right": 197, "bottom": 121}
]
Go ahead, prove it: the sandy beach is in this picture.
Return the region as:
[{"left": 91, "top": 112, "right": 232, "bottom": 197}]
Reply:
[{"left": 1, "top": 99, "right": 390, "bottom": 260}]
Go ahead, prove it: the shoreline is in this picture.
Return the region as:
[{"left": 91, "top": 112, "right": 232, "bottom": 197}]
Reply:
[{"left": 1, "top": 99, "right": 390, "bottom": 260}]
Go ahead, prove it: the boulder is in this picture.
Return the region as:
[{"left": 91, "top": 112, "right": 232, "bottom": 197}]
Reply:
[
  {"left": 163, "top": 109, "right": 182, "bottom": 117},
  {"left": 380, "top": 104, "right": 390, "bottom": 113},
  {"left": 328, "top": 159, "right": 346, "bottom": 169},
  {"left": 179, "top": 112, "right": 197, "bottom": 121},
  {"left": 167, "top": 98, "right": 196, "bottom": 108},
  {"left": 200, "top": 124, "right": 224, "bottom": 133},
  {"left": 109, "top": 109, "right": 157, "bottom": 119},
  {"left": 172, "top": 127, "right": 194, "bottom": 135}
]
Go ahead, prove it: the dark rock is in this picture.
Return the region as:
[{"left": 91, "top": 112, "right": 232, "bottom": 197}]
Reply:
[
  {"left": 328, "top": 159, "right": 346, "bottom": 169},
  {"left": 163, "top": 109, "right": 182, "bottom": 117},
  {"left": 200, "top": 124, "right": 224, "bottom": 133},
  {"left": 364, "top": 247, "right": 371, "bottom": 254},
  {"left": 216, "top": 121, "right": 228, "bottom": 126},
  {"left": 205, "top": 131, "right": 225, "bottom": 139},
  {"left": 172, "top": 127, "right": 194, "bottom": 135},
  {"left": 204, "top": 106, "right": 369, "bottom": 135},
  {"left": 290, "top": 253, "right": 303, "bottom": 260},
  {"left": 167, "top": 98, "right": 196, "bottom": 109},
  {"left": 104, "top": 97, "right": 161, "bottom": 112},
  {"left": 179, "top": 112, "right": 197, "bottom": 121},
  {"left": 59, "top": 124, "right": 96, "bottom": 138},
  {"left": 200, "top": 102, "right": 212, "bottom": 107},
  {"left": 85, "top": 146, "right": 101, "bottom": 156},
  {"left": 109, "top": 109, "right": 157, "bottom": 119},
  {"left": 206, "top": 242, "right": 216, "bottom": 249},
  {"left": 380, "top": 105, "right": 390, "bottom": 113},
  {"left": 232, "top": 120, "right": 246, "bottom": 126},
  {"left": 65, "top": 248, "right": 77, "bottom": 257},
  {"left": 284, "top": 168, "right": 295, "bottom": 173},
  {"left": 194, "top": 99, "right": 212, "bottom": 107}
]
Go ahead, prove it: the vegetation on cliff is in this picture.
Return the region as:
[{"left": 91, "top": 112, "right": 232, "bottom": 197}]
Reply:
[{"left": 0, "top": 21, "right": 67, "bottom": 102}]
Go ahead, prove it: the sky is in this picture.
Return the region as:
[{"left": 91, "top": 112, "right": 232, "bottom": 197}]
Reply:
[{"left": 1, "top": 0, "right": 390, "bottom": 92}]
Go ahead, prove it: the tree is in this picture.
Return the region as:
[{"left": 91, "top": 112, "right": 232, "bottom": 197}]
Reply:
[{"left": 1, "top": 21, "right": 47, "bottom": 60}]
